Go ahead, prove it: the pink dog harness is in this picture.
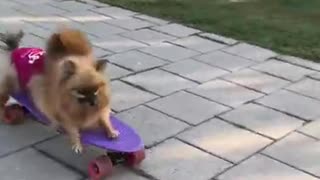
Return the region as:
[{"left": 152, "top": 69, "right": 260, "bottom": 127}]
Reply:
[{"left": 11, "top": 48, "right": 45, "bottom": 89}]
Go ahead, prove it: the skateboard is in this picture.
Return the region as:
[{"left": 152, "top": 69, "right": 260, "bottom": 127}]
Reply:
[{"left": 3, "top": 91, "right": 145, "bottom": 180}]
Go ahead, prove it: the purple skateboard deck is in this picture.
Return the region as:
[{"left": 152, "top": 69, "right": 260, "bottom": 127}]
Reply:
[{"left": 11, "top": 92, "right": 144, "bottom": 153}]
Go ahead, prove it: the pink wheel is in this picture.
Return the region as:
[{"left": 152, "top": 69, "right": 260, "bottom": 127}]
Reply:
[
  {"left": 88, "top": 155, "right": 113, "bottom": 180},
  {"left": 3, "top": 104, "right": 25, "bottom": 125},
  {"left": 126, "top": 149, "right": 146, "bottom": 167}
]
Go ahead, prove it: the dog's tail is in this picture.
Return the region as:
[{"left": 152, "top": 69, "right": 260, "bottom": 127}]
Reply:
[{"left": 0, "top": 30, "right": 24, "bottom": 51}]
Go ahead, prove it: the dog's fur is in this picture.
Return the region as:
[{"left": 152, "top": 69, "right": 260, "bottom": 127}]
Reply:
[{"left": 0, "top": 28, "right": 118, "bottom": 153}]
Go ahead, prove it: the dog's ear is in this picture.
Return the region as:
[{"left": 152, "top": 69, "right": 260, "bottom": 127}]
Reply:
[
  {"left": 61, "top": 60, "right": 76, "bottom": 82},
  {"left": 95, "top": 59, "right": 108, "bottom": 72}
]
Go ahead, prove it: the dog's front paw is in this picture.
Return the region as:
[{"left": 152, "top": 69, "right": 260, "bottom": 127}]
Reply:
[
  {"left": 107, "top": 129, "right": 120, "bottom": 139},
  {"left": 72, "top": 143, "right": 83, "bottom": 154}
]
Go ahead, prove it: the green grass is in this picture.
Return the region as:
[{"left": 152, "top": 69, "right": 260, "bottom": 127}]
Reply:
[{"left": 99, "top": 0, "right": 320, "bottom": 61}]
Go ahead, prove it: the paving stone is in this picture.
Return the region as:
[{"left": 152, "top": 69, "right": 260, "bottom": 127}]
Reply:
[
  {"left": 93, "top": 46, "right": 113, "bottom": 58},
  {"left": 92, "top": 6, "right": 137, "bottom": 19},
  {"left": 139, "top": 139, "right": 231, "bottom": 180},
  {"left": 308, "top": 72, "right": 320, "bottom": 80},
  {"left": 277, "top": 55, "right": 320, "bottom": 71},
  {"left": 218, "top": 154, "right": 318, "bottom": 180},
  {"left": 98, "top": 167, "right": 149, "bottom": 180},
  {"left": 286, "top": 78, "right": 320, "bottom": 100},
  {"left": 21, "top": 34, "right": 46, "bottom": 49},
  {"left": 223, "top": 43, "right": 277, "bottom": 61},
  {"left": 194, "top": 51, "right": 255, "bottom": 72},
  {"left": 11, "top": 0, "right": 52, "bottom": 6},
  {"left": 106, "top": 17, "right": 154, "bottom": 30},
  {"left": 76, "top": 21, "right": 127, "bottom": 38},
  {"left": 108, "top": 50, "right": 167, "bottom": 71},
  {"left": 188, "top": 79, "right": 263, "bottom": 107},
  {"left": 16, "top": 3, "right": 68, "bottom": 16},
  {"left": 223, "top": 69, "right": 290, "bottom": 94},
  {"left": 35, "top": 136, "right": 105, "bottom": 173},
  {"left": 152, "top": 23, "right": 201, "bottom": 37},
  {"left": 134, "top": 14, "right": 169, "bottom": 25},
  {"left": 93, "top": 35, "right": 147, "bottom": 53},
  {"left": 148, "top": 91, "right": 230, "bottom": 125},
  {"left": 0, "top": 120, "right": 57, "bottom": 156},
  {"left": 60, "top": 10, "right": 112, "bottom": 23},
  {"left": 220, "top": 103, "right": 303, "bottom": 139},
  {"left": 123, "top": 69, "right": 197, "bottom": 96},
  {"left": 121, "top": 29, "right": 176, "bottom": 45},
  {"left": 178, "top": 119, "right": 272, "bottom": 163},
  {"left": 79, "top": 0, "right": 110, "bottom": 7},
  {"left": 0, "top": 148, "right": 81, "bottom": 180},
  {"left": 49, "top": 1, "right": 95, "bottom": 11},
  {"left": 298, "top": 120, "right": 320, "bottom": 139},
  {"left": 140, "top": 42, "right": 199, "bottom": 62},
  {"left": 107, "top": 63, "right": 131, "bottom": 80},
  {"left": 162, "top": 59, "right": 229, "bottom": 83},
  {"left": 199, "top": 32, "right": 238, "bottom": 45},
  {"left": 257, "top": 90, "right": 320, "bottom": 121},
  {"left": 252, "top": 59, "right": 315, "bottom": 81},
  {"left": 172, "top": 36, "right": 226, "bottom": 53},
  {"left": 116, "top": 106, "right": 188, "bottom": 147},
  {"left": 111, "top": 81, "right": 158, "bottom": 111},
  {"left": 263, "top": 132, "right": 320, "bottom": 177}
]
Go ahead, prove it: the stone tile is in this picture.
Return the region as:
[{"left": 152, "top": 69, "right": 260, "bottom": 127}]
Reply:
[
  {"left": 110, "top": 81, "right": 157, "bottom": 111},
  {"left": 99, "top": 167, "right": 149, "bottom": 180},
  {"left": 263, "top": 132, "right": 320, "bottom": 177},
  {"left": 220, "top": 103, "right": 303, "bottom": 139},
  {"left": 20, "top": 22, "right": 52, "bottom": 39},
  {"left": 257, "top": 90, "right": 320, "bottom": 121},
  {"left": 11, "top": 0, "right": 52, "bottom": 6},
  {"left": 92, "top": 35, "right": 147, "bottom": 53},
  {"left": 218, "top": 154, "right": 318, "bottom": 180},
  {"left": 223, "top": 43, "right": 277, "bottom": 61},
  {"left": 162, "top": 59, "right": 229, "bottom": 83},
  {"left": 60, "top": 10, "right": 111, "bottom": 23},
  {"left": 121, "top": 29, "right": 176, "bottom": 45},
  {"left": 277, "top": 55, "right": 320, "bottom": 71},
  {"left": 106, "top": 17, "right": 154, "bottom": 30},
  {"left": 188, "top": 79, "right": 263, "bottom": 107},
  {"left": 140, "top": 42, "right": 199, "bottom": 62},
  {"left": 92, "top": 6, "right": 137, "bottom": 19},
  {"left": 116, "top": 106, "right": 188, "bottom": 147},
  {"left": 35, "top": 136, "right": 104, "bottom": 173},
  {"left": 0, "top": 148, "right": 81, "bottom": 180},
  {"left": 298, "top": 120, "right": 320, "bottom": 139},
  {"left": 93, "top": 46, "right": 113, "bottom": 58},
  {"left": 16, "top": 3, "right": 68, "bottom": 16},
  {"left": 286, "top": 78, "right": 320, "bottom": 100},
  {"left": 77, "top": 21, "right": 127, "bottom": 38},
  {"left": 139, "top": 139, "right": 231, "bottom": 180},
  {"left": 252, "top": 59, "right": 315, "bottom": 81},
  {"left": 49, "top": 1, "right": 95, "bottom": 11},
  {"left": 152, "top": 23, "right": 201, "bottom": 37},
  {"left": 223, "top": 69, "right": 290, "bottom": 94},
  {"left": 108, "top": 50, "right": 167, "bottom": 71},
  {"left": 172, "top": 36, "right": 226, "bottom": 53},
  {"left": 123, "top": 69, "right": 197, "bottom": 96},
  {"left": 178, "top": 119, "right": 272, "bottom": 163},
  {"left": 308, "top": 72, "right": 320, "bottom": 80},
  {"left": 199, "top": 33, "right": 238, "bottom": 45},
  {"left": 0, "top": 120, "right": 57, "bottom": 156},
  {"left": 107, "top": 64, "right": 131, "bottom": 80},
  {"left": 148, "top": 91, "right": 230, "bottom": 125},
  {"left": 21, "top": 34, "right": 46, "bottom": 49},
  {"left": 194, "top": 51, "right": 255, "bottom": 72},
  {"left": 79, "top": 0, "right": 110, "bottom": 7},
  {"left": 134, "top": 14, "right": 169, "bottom": 25}
]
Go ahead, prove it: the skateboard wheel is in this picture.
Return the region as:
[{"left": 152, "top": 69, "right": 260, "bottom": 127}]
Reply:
[
  {"left": 88, "top": 155, "right": 113, "bottom": 180},
  {"left": 3, "top": 104, "right": 25, "bottom": 125},
  {"left": 126, "top": 149, "right": 146, "bottom": 167}
]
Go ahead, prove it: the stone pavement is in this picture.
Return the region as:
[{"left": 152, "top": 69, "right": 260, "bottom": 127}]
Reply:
[{"left": 1, "top": 0, "right": 320, "bottom": 179}]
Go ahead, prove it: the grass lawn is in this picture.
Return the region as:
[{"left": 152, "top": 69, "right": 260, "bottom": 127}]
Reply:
[{"left": 99, "top": 0, "right": 320, "bottom": 61}]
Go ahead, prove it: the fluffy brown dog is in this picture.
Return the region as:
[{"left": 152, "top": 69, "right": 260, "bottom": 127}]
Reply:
[{"left": 0, "top": 28, "right": 119, "bottom": 153}]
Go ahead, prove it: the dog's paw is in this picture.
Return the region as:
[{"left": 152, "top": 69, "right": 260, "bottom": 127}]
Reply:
[
  {"left": 108, "top": 129, "right": 120, "bottom": 139},
  {"left": 72, "top": 143, "right": 83, "bottom": 154}
]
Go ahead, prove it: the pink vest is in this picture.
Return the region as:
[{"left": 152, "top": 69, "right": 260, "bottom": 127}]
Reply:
[{"left": 11, "top": 48, "right": 45, "bottom": 89}]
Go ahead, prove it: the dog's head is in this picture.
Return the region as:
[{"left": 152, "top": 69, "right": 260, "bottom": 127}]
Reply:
[{"left": 46, "top": 27, "right": 110, "bottom": 112}]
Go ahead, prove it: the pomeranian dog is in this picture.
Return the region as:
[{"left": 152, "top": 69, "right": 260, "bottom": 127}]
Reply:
[{"left": 0, "top": 28, "right": 119, "bottom": 153}]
